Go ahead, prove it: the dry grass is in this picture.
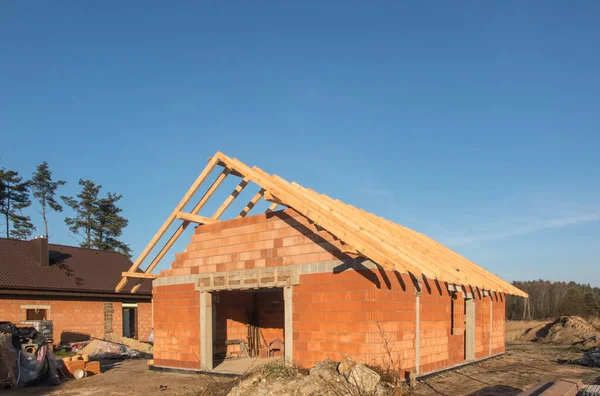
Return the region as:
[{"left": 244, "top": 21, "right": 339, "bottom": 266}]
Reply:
[{"left": 589, "top": 316, "right": 600, "bottom": 330}]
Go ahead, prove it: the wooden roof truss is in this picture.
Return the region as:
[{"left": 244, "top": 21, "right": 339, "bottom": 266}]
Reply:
[{"left": 117, "top": 152, "right": 527, "bottom": 297}]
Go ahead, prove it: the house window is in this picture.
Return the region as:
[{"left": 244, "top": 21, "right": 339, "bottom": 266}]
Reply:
[{"left": 26, "top": 308, "right": 47, "bottom": 320}]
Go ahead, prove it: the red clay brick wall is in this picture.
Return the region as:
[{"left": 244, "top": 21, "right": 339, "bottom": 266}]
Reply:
[
  {"left": 137, "top": 302, "right": 153, "bottom": 341},
  {"left": 0, "top": 297, "right": 152, "bottom": 343},
  {"left": 162, "top": 209, "right": 353, "bottom": 277},
  {"left": 491, "top": 293, "right": 506, "bottom": 354},
  {"left": 293, "top": 270, "right": 418, "bottom": 371},
  {"left": 153, "top": 284, "right": 200, "bottom": 369},
  {"left": 419, "top": 284, "right": 464, "bottom": 373}
]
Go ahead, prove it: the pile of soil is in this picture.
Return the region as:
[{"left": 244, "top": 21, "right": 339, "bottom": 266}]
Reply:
[{"left": 535, "top": 316, "right": 600, "bottom": 349}]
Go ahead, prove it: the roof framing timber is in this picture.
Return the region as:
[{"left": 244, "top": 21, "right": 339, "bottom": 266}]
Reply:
[{"left": 116, "top": 151, "right": 527, "bottom": 298}]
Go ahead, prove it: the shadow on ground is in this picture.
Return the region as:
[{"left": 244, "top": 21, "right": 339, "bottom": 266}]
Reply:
[{"left": 466, "top": 385, "right": 522, "bottom": 396}]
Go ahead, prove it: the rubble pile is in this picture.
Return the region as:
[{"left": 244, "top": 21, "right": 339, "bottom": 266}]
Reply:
[{"left": 228, "top": 358, "right": 400, "bottom": 396}]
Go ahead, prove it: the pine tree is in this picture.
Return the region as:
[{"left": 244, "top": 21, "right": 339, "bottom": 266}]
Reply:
[
  {"left": 62, "top": 180, "right": 131, "bottom": 257},
  {"left": 94, "top": 192, "right": 131, "bottom": 258},
  {"left": 30, "top": 161, "right": 66, "bottom": 238},
  {"left": 0, "top": 168, "right": 35, "bottom": 239},
  {"left": 62, "top": 179, "right": 101, "bottom": 248}
]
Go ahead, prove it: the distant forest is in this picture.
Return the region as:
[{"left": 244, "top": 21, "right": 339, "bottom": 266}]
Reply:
[{"left": 506, "top": 280, "right": 600, "bottom": 320}]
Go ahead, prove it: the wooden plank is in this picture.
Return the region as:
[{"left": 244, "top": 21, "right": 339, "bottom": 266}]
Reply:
[
  {"left": 116, "top": 154, "right": 222, "bottom": 292},
  {"left": 237, "top": 189, "right": 264, "bottom": 218},
  {"left": 212, "top": 177, "right": 250, "bottom": 219},
  {"left": 122, "top": 272, "right": 158, "bottom": 279},
  {"left": 265, "top": 202, "right": 279, "bottom": 213},
  {"left": 176, "top": 212, "right": 219, "bottom": 224},
  {"left": 128, "top": 167, "right": 232, "bottom": 293}
]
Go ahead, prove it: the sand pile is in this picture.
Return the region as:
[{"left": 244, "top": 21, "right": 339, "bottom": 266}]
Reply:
[{"left": 535, "top": 316, "right": 600, "bottom": 349}]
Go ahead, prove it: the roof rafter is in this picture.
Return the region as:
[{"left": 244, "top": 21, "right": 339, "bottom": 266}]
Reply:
[{"left": 116, "top": 151, "right": 527, "bottom": 298}]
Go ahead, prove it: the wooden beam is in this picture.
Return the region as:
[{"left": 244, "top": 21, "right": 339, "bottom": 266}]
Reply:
[
  {"left": 215, "top": 160, "right": 244, "bottom": 177},
  {"left": 264, "top": 191, "right": 283, "bottom": 204},
  {"left": 176, "top": 212, "right": 219, "bottom": 224},
  {"left": 128, "top": 166, "right": 232, "bottom": 294},
  {"left": 212, "top": 177, "right": 250, "bottom": 219},
  {"left": 237, "top": 188, "right": 264, "bottom": 218},
  {"left": 265, "top": 202, "right": 279, "bottom": 213},
  {"left": 122, "top": 272, "right": 158, "bottom": 279},
  {"left": 115, "top": 154, "right": 223, "bottom": 292}
]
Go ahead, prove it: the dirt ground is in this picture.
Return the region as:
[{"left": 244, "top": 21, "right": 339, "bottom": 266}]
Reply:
[
  {"left": 414, "top": 342, "right": 600, "bottom": 396},
  {"left": 6, "top": 342, "right": 600, "bottom": 396}
]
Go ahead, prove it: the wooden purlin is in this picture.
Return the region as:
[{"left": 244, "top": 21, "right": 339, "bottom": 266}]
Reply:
[
  {"left": 357, "top": 205, "right": 513, "bottom": 294},
  {"left": 317, "top": 193, "right": 501, "bottom": 292},
  {"left": 237, "top": 188, "right": 265, "bottom": 218},
  {"left": 375, "top": 213, "right": 526, "bottom": 296},
  {"left": 116, "top": 155, "right": 222, "bottom": 292},
  {"left": 263, "top": 171, "right": 429, "bottom": 276},
  {"left": 292, "top": 183, "right": 458, "bottom": 283},
  {"left": 303, "top": 187, "right": 467, "bottom": 285},
  {"left": 368, "top": 211, "right": 525, "bottom": 296},
  {"left": 128, "top": 166, "right": 232, "bottom": 293},
  {"left": 277, "top": 176, "right": 441, "bottom": 278},
  {"left": 258, "top": 169, "right": 411, "bottom": 273},
  {"left": 344, "top": 200, "right": 503, "bottom": 292},
  {"left": 221, "top": 155, "right": 410, "bottom": 274}
]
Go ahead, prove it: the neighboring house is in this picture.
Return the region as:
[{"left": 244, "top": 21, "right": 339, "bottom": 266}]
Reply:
[
  {"left": 118, "top": 152, "right": 527, "bottom": 376},
  {"left": 0, "top": 237, "right": 152, "bottom": 343}
]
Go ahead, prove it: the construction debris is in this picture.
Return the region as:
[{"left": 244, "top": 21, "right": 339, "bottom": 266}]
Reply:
[
  {"left": 563, "top": 348, "right": 600, "bottom": 367},
  {"left": 228, "top": 359, "right": 395, "bottom": 396},
  {"left": 0, "top": 322, "right": 59, "bottom": 389},
  {"left": 103, "top": 333, "right": 153, "bottom": 354}
]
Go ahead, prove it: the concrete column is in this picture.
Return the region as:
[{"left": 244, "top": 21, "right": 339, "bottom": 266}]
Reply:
[
  {"left": 200, "top": 292, "right": 213, "bottom": 370},
  {"left": 465, "top": 298, "right": 475, "bottom": 361},
  {"left": 489, "top": 297, "right": 493, "bottom": 355},
  {"left": 415, "top": 288, "right": 422, "bottom": 374},
  {"left": 284, "top": 286, "right": 293, "bottom": 364}
]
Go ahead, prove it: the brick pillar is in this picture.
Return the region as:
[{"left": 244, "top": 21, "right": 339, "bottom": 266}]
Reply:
[{"left": 104, "top": 302, "right": 114, "bottom": 334}]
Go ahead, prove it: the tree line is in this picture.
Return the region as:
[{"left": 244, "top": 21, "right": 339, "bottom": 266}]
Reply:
[
  {"left": 506, "top": 280, "right": 600, "bottom": 320},
  {"left": 0, "top": 161, "right": 131, "bottom": 258}
]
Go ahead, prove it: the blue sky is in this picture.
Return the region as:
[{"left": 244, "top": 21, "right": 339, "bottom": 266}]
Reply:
[{"left": 1, "top": 1, "right": 599, "bottom": 286}]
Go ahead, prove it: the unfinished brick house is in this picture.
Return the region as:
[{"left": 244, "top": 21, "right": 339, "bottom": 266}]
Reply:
[
  {"left": 0, "top": 237, "right": 152, "bottom": 343},
  {"left": 118, "top": 152, "right": 527, "bottom": 376}
]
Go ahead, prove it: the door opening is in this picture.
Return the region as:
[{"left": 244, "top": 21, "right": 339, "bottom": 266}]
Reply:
[{"left": 122, "top": 306, "right": 138, "bottom": 339}]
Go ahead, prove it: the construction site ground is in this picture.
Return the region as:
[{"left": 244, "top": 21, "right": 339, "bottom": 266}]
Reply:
[{"left": 5, "top": 342, "right": 600, "bottom": 396}]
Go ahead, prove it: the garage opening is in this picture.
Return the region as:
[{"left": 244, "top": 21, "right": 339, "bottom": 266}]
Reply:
[{"left": 212, "top": 288, "right": 284, "bottom": 373}]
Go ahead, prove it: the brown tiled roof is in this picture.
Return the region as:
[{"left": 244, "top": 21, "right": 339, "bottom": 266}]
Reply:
[{"left": 0, "top": 238, "right": 151, "bottom": 296}]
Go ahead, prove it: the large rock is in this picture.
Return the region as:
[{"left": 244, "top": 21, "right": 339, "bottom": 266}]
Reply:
[
  {"left": 338, "top": 357, "right": 380, "bottom": 394},
  {"left": 337, "top": 357, "right": 357, "bottom": 378}
]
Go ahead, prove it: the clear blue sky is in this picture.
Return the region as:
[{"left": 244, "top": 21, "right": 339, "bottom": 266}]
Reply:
[{"left": 1, "top": 1, "right": 599, "bottom": 286}]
